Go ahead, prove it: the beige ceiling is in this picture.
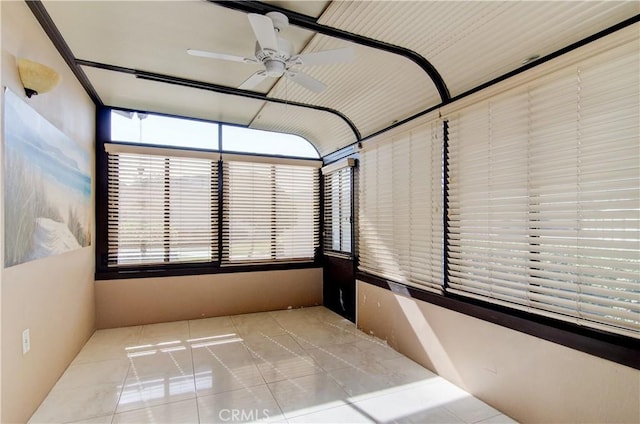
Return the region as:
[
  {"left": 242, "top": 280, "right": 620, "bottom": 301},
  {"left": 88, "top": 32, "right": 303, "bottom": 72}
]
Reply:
[{"left": 40, "top": 0, "right": 639, "bottom": 157}]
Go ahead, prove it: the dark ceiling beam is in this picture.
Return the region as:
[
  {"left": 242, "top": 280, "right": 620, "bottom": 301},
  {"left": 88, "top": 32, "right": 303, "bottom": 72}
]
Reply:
[
  {"left": 76, "top": 59, "right": 361, "bottom": 141},
  {"left": 208, "top": 0, "right": 451, "bottom": 102},
  {"left": 25, "top": 0, "right": 102, "bottom": 105}
]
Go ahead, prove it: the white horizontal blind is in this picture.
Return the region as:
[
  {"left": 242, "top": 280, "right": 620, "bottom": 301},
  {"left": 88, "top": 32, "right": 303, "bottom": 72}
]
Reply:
[
  {"left": 323, "top": 166, "right": 353, "bottom": 254},
  {"left": 222, "top": 161, "right": 319, "bottom": 264},
  {"left": 107, "top": 151, "right": 217, "bottom": 266},
  {"left": 359, "top": 121, "right": 443, "bottom": 292},
  {"left": 447, "top": 40, "right": 640, "bottom": 337}
]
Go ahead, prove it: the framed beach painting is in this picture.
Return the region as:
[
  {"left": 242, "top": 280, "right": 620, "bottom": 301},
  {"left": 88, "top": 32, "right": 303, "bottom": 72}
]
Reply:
[{"left": 3, "top": 88, "right": 91, "bottom": 268}]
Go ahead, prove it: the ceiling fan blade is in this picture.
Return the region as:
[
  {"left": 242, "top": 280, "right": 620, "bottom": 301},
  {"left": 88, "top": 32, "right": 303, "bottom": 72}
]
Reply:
[
  {"left": 248, "top": 13, "right": 279, "bottom": 51},
  {"left": 292, "top": 47, "right": 355, "bottom": 66},
  {"left": 238, "top": 71, "right": 269, "bottom": 90},
  {"left": 187, "top": 49, "right": 257, "bottom": 64},
  {"left": 287, "top": 71, "right": 327, "bottom": 93}
]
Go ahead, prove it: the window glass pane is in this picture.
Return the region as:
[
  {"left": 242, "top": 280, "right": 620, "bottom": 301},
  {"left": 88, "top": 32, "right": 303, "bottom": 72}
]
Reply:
[
  {"left": 110, "top": 154, "right": 166, "bottom": 265},
  {"left": 222, "top": 126, "right": 318, "bottom": 158},
  {"left": 111, "top": 111, "right": 219, "bottom": 150},
  {"left": 106, "top": 147, "right": 219, "bottom": 266},
  {"left": 222, "top": 161, "right": 319, "bottom": 264},
  {"left": 275, "top": 165, "right": 318, "bottom": 259},
  {"left": 169, "top": 158, "right": 216, "bottom": 262},
  {"left": 323, "top": 167, "right": 352, "bottom": 254},
  {"left": 225, "top": 162, "right": 273, "bottom": 262}
]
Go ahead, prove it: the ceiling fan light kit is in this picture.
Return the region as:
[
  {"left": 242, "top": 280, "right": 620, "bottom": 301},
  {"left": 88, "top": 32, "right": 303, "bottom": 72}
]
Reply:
[{"left": 188, "top": 11, "right": 354, "bottom": 93}]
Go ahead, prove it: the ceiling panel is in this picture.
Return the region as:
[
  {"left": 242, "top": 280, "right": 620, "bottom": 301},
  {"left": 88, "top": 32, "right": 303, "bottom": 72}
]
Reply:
[
  {"left": 250, "top": 102, "right": 357, "bottom": 156},
  {"left": 320, "top": 1, "right": 639, "bottom": 97},
  {"left": 43, "top": 1, "right": 316, "bottom": 93},
  {"left": 268, "top": 34, "right": 440, "bottom": 139},
  {"left": 82, "top": 66, "right": 265, "bottom": 126}
]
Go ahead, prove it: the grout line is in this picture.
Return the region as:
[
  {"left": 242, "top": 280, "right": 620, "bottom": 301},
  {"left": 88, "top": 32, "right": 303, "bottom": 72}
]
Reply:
[{"left": 187, "top": 320, "right": 202, "bottom": 424}]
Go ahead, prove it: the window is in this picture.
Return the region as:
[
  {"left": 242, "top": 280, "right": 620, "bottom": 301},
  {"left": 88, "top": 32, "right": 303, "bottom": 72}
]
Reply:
[
  {"left": 222, "top": 158, "right": 320, "bottom": 264},
  {"left": 111, "top": 111, "right": 219, "bottom": 150},
  {"left": 358, "top": 121, "right": 443, "bottom": 293},
  {"left": 106, "top": 144, "right": 218, "bottom": 266},
  {"left": 446, "top": 40, "right": 639, "bottom": 337},
  {"left": 322, "top": 159, "right": 355, "bottom": 255},
  {"left": 100, "top": 110, "right": 323, "bottom": 274},
  {"left": 222, "top": 126, "right": 319, "bottom": 158}
]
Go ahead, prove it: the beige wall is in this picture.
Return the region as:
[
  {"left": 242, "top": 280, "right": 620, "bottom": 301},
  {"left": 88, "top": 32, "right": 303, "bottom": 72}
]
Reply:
[
  {"left": 357, "top": 281, "right": 640, "bottom": 423},
  {"left": 96, "top": 268, "right": 323, "bottom": 328},
  {"left": 1, "top": 2, "right": 96, "bottom": 423}
]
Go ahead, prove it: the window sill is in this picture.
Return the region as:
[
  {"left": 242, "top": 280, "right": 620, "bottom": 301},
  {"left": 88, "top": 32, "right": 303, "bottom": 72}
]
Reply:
[{"left": 95, "top": 261, "right": 321, "bottom": 280}]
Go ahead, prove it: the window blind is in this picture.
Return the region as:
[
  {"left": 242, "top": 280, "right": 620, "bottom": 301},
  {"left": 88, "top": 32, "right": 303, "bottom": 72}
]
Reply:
[
  {"left": 446, "top": 40, "right": 639, "bottom": 337},
  {"left": 323, "top": 160, "right": 354, "bottom": 255},
  {"left": 358, "top": 121, "right": 443, "bottom": 293},
  {"left": 222, "top": 161, "right": 319, "bottom": 264},
  {"left": 107, "top": 148, "right": 218, "bottom": 266}
]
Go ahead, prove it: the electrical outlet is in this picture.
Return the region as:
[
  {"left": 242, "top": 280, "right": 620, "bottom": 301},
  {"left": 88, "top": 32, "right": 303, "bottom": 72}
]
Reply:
[{"left": 22, "top": 329, "right": 30, "bottom": 354}]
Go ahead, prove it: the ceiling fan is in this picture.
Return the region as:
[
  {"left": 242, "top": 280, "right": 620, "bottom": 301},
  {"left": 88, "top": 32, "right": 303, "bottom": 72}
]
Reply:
[{"left": 188, "top": 11, "right": 354, "bottom": 93}]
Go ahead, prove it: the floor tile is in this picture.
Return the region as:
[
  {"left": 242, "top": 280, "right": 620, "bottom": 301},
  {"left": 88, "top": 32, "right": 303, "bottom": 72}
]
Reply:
[
  {"left": 326, "top": 365, "right": 392, "bottom": 400},
  {"left": 376, "top": 355, "right": 438, "bottom": 386},
  {"left": 443, "top": 394, "right": 504, "bottom": 423},
  {"left": 91, "top": 326, "right": 143, "bottom": 346},
  {"left": 56, "top": 359, "right": 130, "bottom": 389},
  {"left": 116, "top": 373, "right": 196, "bottom": 414},
  {"left": 197, "top": 385, "right": 284, "bottom": 423},
  {"left": 403, "top": 406, "right": 466, "bottom": 423},
  {"left": 270, "top": 306, "right": 348, "bottom": 327},
  {"left": 28, "top": 383, "right": 121, "bottom": 424},
  {"left": 138, "top": 321, "right": 190, "bottom": 345},
  {"left": 268, "top": 372, "right": 349, "bottom": 418},
  {"left": 191, "top": 334, "right": 254, "bottom": 367},
  {"left": 476, "top": 413, "right": 519, "bottom": 423},
  {"left": 189, "top": 316, "right": 238, "bottom": 339},
  {"left": 193, "top": 342, "right": 265, "bottom": 396},
  {"left": 125, "top": 342, "right": 194, "bottom": 379},
  {"left": 283, "top": 322, "right": 358, "bottom": 349},
  {"left": 242, "top": 333, "right": 306, "bottom": 362},
  {"left": 66, "top": 414, "right": 114, "bottom": 424},
  {"left": 72, "top": 327, "right": 142, "bottom": 364},
  {"left": 305, "top": 341, "right": 394, "bottom": 372},
  {"left": 256, "top": 354, "right": 323, "bottom": 383},
  {"left": 112, "top": 399, "right": 199, "bottom": 424},
  {"left": 231, "top": 312, "right": 287, "bottom": 337},
  {"left": 287, "top": 402, "right": 376, "bottom": 423},
  {"left": 349, "top": 379, "right": 469, "bottom": 423}
]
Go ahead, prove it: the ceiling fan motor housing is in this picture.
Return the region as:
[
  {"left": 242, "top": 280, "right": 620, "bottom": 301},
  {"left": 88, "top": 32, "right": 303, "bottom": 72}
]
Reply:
[
  {"left": 254, "top": 36, "right": 293, "bottom": 77},
  {"left": 264, "top": 60, "right": 286, "bottom": 77}
]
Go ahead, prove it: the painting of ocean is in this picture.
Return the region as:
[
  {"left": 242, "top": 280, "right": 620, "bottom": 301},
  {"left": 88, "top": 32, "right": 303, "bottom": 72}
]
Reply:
[{"left": 3, "top": 88, "right": 91, "bottom": 267}]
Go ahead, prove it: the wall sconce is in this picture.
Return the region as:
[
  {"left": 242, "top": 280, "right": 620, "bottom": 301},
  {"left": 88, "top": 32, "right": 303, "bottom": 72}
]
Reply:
[{"left": 17, "top": 58, "right": 61, "bottom": 98}]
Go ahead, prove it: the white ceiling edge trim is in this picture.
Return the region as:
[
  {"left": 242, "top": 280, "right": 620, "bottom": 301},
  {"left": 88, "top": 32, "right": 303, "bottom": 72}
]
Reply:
[
  {"left": 439, "top": 24, "right": 638, "bottom": 118},
  {"left": 105, "top": 142, "right": 219, "bottom": 159},
  {"left": 220, "top": 153, "right": 322, "bottom": 168},
  {"left": 104, "top": 143, "right": 322, "bottom": 167},
  {"left": 321, "top": 157, "right": 356, "bottom": 174}
]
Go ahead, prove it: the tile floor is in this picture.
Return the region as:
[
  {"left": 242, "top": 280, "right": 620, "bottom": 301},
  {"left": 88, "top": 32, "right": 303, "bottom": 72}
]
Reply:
[{"left": 29, "top": 307, "right": 517, "bottom": 424}]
